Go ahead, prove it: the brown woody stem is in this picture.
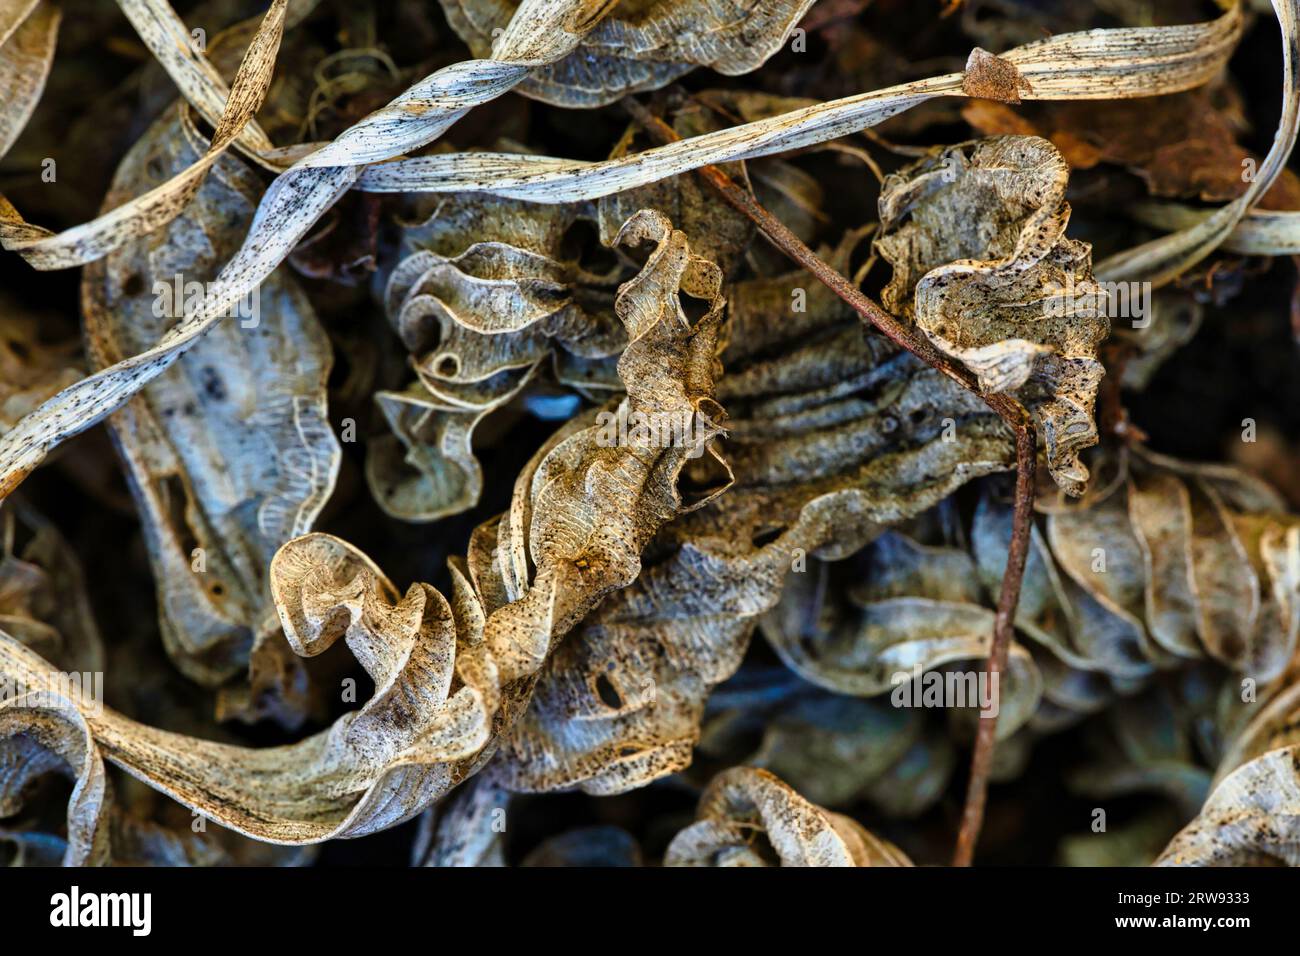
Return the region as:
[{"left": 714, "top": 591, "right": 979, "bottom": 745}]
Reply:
[
  {"left": 625, "top": 95, "right": 1038, "bottom": 867},
  {"left": 951, "top": 425, "right": 1035, "bottom": 866}
]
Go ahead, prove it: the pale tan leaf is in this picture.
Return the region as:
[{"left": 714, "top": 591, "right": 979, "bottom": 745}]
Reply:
[
  {"left": 1157, "top": 745, "right": 1300, "bottom": 866},
  {"left": 876, "top": 135, "right": 1108, "bottom": 496},
  {"left": 0, "top": 0, "right": 58, "bottom": 161},
  {"left": 664, "top": 766, "right": 912, "bottom": 867}
]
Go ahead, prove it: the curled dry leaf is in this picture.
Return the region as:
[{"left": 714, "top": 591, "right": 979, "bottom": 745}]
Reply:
[
  {"left": 696, "top": 670, "right": 960, "bottom": 818},
  {"left": 750, "top": 442, "right": 1300, "bottom": 833},
  {"left": 492, "top": 239, "right": 1017, "bottom": 796},
  {"left": 0, "top": 0, "right": 292, "bottom": 271},
  {"left": 0, "top": 689, "right": 313, "bottom": 866},
  {"left": 980, "top": 447, "right": 1299, "bottom": 698},
  {"left": 762, "top": 536, "right": 1044, "bottom": 742},
  {"left": 1154, "top": 605, "right": 1300, "bottom": 866},
  {"left": 961, "top": 88, "right": 1300, "bottom": 209},
  {"left": 2, "top": 0, "right": 1300, "bottom": 875},
  {"left": 0, "top": 0, "right": 614, "bottom": 499},
  {"left": 0, "top": 504, "right": 103, "bottom": 674},
  {"left": 1095, "top": 0, "right": 1300, "bottom": 286},
  {"left": 367, "top": 376, "right": 532, "bottom": 523},
  {"left": 368, "top": 193, "right": 624, "bottom": 521},
  {"left": 411, "top": 774, "right": 509, "bottom": 867},
  {"left": 355, "top": 6, "right": 1243, "bottom": 202},
  {"left": 0, "top": 691, "right": 110, "bottom": 866},
  {"left": 876, "top": 134, "right": 1108, "bottom": 496},
  {"left": 664, "top": 766, "right": 912, "bottom": 866},
  {"left": 369, "top": 102, "right": 754, "bottom": 523}
]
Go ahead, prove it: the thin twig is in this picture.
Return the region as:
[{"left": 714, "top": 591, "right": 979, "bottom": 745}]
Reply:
[
  {"left": 625, "top": 95, "right": 1038, "bottom": 867},
  {"left": 951, "top": 426, "right": 1035, "bottom": 866}
]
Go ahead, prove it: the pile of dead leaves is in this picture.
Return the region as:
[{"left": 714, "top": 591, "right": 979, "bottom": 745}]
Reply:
[{"left": 1, "top": 0, "right": 1299, "bottom": 867}]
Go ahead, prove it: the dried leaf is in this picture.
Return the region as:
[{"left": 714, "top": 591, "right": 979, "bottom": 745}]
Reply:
[
  {"left": 492, "top": 249, "right": 1017, "bottom": 795},
  {"left": 440, "top": 0, "right": 816, "bottom": 107},
  {"left": 664, "top": 766, "right": 912, "bottom": 866},
  {"left": 356, "top": 6, "right": 1242, "bottom": 201},
  {"left": 1157, "top": 746, "right": 1300, "bottom": 866},
  {"left": 367, "top": 193, "right": 622, "bottom": 520},
  {"left": 0, "top": 0, "right": 58, "bottom": 162},
  {"left": 0, "top": 0, "right": 290, "bottom": 269},
  {"left": 761, "top": 545, "right": 1044, "bottom": 741},
  {"left": 876, "top": 135, "right": 1108, "bottom": 496},
  {"left": 2, "top": 0, "right": 1299, "bottom": 874},
  {"left": 0, "top": 504, "right": 103, "bottom": 674},
  {"left": 0, "top": 691, "right": 109, "bottom": 866},
  {"left": 81, "top": 107, "right": 340, "bottom": 697}
]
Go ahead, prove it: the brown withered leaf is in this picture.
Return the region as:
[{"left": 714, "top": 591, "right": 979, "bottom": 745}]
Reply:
[
  {"left": 664, "top": 766, "right": 913, "bottom": 866},
  {"left": 0, "top": 691, "right": 109, "bottom": 866},
  {"left": 0, "top": 689, "right": 312, "bottom": 866},
  {"left": 998, "top": 451, "right": 1300, "bottom": 829},
  {"left": 1153, "top": 623, "right": 1300, "bottom": 866},
  {"left": 0, "top": 1, "right": 1255, "bottom": 503},
  {"left": 962, "top": 89, "right": 1300, "bottom": 209},
  {"left": 748, "top": 445, "right": 1300, "bottom": 823},
  {"left": 5, "top": 0, "right": 1300, "bottom": 873},
  {"left": 746, "top": 691, "right": 959, "bottom": 818},
  {"left": 596, "top": 104, "right": 756, "bottom": 275},
  {"left": 961, "top": 48, "right": 1033, "bottom": 104},
  {"left": 975, "top": 447, "right": 1299, "bottom": 702},
  {"left": 877, "top": 135, "right": 1109, "bottom": 496},
  {"left": 369, "top": 193, "right": 625, "bottom": 521},
  {"left": 0, "top": 0, "right": 58, "bottom": 162},
  {"left": 366, "top": 371, "right": 539, "bottom": 524},
  {"left": 383, "top": 196, "right": 599, "bottom": 370},
  {"left": 411, "top": 773, "right": 508, "bottom": 867},
  {"left": 690, "top": 666, "right": 959, "bottom": 819},
  {"left": 369, "top": 112, "right": 754, "bottom": 524}
]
